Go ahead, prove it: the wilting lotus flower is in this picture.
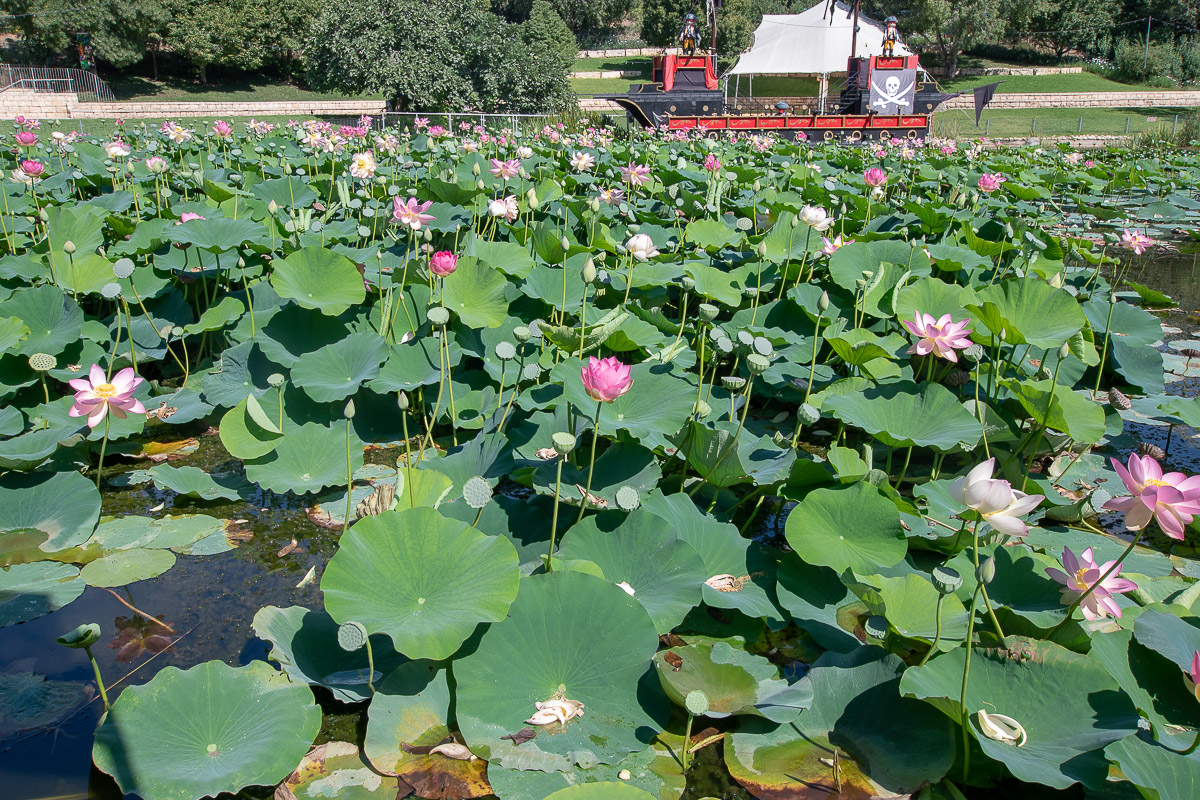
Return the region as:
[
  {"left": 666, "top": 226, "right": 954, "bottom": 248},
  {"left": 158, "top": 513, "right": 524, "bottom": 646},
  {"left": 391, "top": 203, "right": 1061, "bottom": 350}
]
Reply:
[
  {"left": 430, "top": 251, "right": 458, "bottom": 276},
  {"left": 516, "top": 146, "right": 533, "bottom": 159},
  {"left": 798, "top": 205, "right": 833, "bottom": 231},
  {"left": 69, "top": 365, "right": 146, "bottom": 428},
  {"left": 392, "top": 196, "right": 436, "bottom": 230},
  {"left": 950, "top": 458, "right": 1043, "bottom": 537},
  {"left": 977, "top": 173, "right": 1006, "bottom": 193},
  {"left": 821, "top": 234, "right": 851, "bottom": 256},
  {"left": 489, "top": 158, "right": 520, "bottom": 180},
  {"left": 526, "top": 697, "right": 584, "bottom": 726},
  {"left": 1046, "top": 546, "right": 1138, "bottom": 620},
  {"left": 14, "top": 130, "right": 37, "bottom": 147},
  {"left": 145, "top": 156, "right": 167, "bottom": 174},
  {"left": 349, "top": 151, "right": 376, "bottom": 179},
  {"left": 626, "top": 233, "right": 659, "bottom": 262},
  {"left": 863, "top": 167, "right": 887, "bottom": 187},
  {"left": 902, "top": 310, "right": 973, "bottom": 362},
  {"left": 570, "top": 151, "right": 594, "bottom": 171},
  {"left": 704, "top": 153, "right": 721, "bottom": 172},
  {"left": 211, "top": 120, "right": 233, "bottom": 138},
  {"left": 1121, "top": 229, "right": 1153, "bottom": 255},
  {"left": 1102, "top": 453, "right": 1200, "bottom": 540},
  {"left": 619, "top": 162, "right": 651, "bottom": 186},
  {"left": 581, "top": 356, "right": 633, "bottom": 403},
  {"left": 488, "top": 195, "right": 519, "bottom": 222},
  {"left": 600, "top": 187, "right": 624, "bottom": 206},
  {"left": 176, "top": 212, "right": 205, "bottom": 224}
]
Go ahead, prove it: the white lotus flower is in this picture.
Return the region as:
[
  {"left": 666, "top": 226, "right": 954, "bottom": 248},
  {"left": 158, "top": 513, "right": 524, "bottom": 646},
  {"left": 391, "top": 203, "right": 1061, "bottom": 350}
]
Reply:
[
  {"left": 526, "top": 697, "right": 585, "bottom": 726},
  {"left": 516, "top": 146, "right": 533, "bottom": 159},
  {"left": 949, "top": 458, "right": 1042, "bottom": 537},
  {"left": 626, "top": 233, "right": 659, "bottom": 262},
  {"left": 798, "top": 205, "right": 833, "bottom": 231},
  {"left": 571, "top": 151, "right": 595, "bottom": 171}
]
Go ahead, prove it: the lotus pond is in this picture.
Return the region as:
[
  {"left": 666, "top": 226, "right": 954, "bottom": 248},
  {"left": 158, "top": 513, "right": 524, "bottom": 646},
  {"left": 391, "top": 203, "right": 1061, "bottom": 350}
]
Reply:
[{"left": 4, "top": 120, "right": 1200, "bottom": 800}]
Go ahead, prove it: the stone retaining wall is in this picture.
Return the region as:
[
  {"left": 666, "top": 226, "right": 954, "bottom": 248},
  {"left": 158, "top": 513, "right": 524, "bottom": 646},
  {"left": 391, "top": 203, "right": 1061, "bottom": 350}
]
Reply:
[
  {"left": 577, "top": 47, "right": 674, "bottom": 58},
  {"left": 0, "top": 92, "right": 388, "bottom": 120},
  {"left": 940, "top": 91, "right": 1200, "bottom": 109},
  {"left": 569, "top": 70, "right": 645, "bottom": 79},
  {"left": 954, "top": 66, "right": 1083, "bottom": 76}
]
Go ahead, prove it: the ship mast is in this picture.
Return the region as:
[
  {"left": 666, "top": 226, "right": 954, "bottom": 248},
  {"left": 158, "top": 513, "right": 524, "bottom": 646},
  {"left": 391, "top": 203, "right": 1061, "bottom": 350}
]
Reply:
[
  {"left": 848, "top": 0, "right": 861, "bottom": 59},
  {"left": 708, "top": 0, "right": 718, "bottom": 54}
]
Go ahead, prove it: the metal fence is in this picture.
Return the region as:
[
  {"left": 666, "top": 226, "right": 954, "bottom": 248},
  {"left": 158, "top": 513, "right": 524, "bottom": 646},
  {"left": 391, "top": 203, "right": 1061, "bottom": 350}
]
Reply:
[
  {"left": 379, "top": 110, "right": 605, "bottom": 135},
  {"left": 0, "top": 65, "right": 115, "bottom": 102}
]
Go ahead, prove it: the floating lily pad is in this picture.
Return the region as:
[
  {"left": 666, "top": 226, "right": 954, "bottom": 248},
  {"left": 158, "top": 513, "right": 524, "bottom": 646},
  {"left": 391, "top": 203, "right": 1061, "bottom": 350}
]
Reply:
[
  {"left": 276, "top": 741, "right": 406, "bottom": 800},
  {"left": 252, "top": 605, "right": 406, "bottom": 704},
  {"left": 0, "top": 561, "right": 85, "bottom": 626},
  {"left": 784, "top": 481, "right": 907, "bottom": 576},
  {"left": 654, "top": 640, "right": 811, "bottom": 722},
  {"left": 148, "top": 464, "right": 249, "bottom": 501},
  {"left": 363, "top": 662, "right": 492, "bottom": 798},
  {"left": 545, "top": 785, "right": 656, "bottom": 800},
  {"left": 0, "top": 670, "right": 90, "bottom": 738},
  {"left": 321, "top": 507, "right": 519, "bottom": 660},
  {"left": 0, "top": 469, "right": 100, "bottom": 552},
  {"left": 93, "top": 660, "right": 321, "bottom": 800},
  {"left": 456, "top": 571, "right": 664, "bottom": 771},
  {"left": 80, "top": 548, "right": 176, "bottom": 587}
]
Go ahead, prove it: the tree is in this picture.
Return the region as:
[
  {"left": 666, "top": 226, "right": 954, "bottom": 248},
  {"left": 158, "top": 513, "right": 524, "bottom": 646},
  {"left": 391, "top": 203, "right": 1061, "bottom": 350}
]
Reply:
[
  {"left": 641, "top": 0, "right": 791, "bottom": 68},
  {"left": 491, "top": 0, "right": 632, "bottom": 33},
  {"left": 0, "top": 0, "right": 171, "bottom": 68},
  {"left": 903, "top": 0, "right": 1006, "bottom": 77},
  {"left": 306, "top": 0, "right": 575, "bottom": 112},
  {"left": 1028, "top": 0, "right": 1119, "bottom": 58}
]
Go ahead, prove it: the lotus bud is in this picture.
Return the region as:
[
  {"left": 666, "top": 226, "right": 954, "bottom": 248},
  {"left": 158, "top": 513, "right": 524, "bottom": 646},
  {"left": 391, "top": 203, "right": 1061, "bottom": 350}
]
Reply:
[
  {"left": 423, "top": 228, "right": 433, "bottom": 242},
  {"left": 551, "top": 432, "right": 577, "bottom": 454},
  {"left": 397, "top": 391, "right": 410, "bottom": 410},
  {"left": 999, "top": 328, "right": 1007, "bottom": 342},
  {"left": 268, "top": 200, "right": 279, "bottom": 214},
  {"left": 476, "top": 179, "right": 486, "bottom": 191},
  {"left": 561, "top": 236, "right": 570, "bottom": 252},
  {"left": 1048, "top": 271, "right": 1064, "bottom": 288},
  {"left": 495, "top": 341, "right": 516, "bottom": 361},
  {"left": 589, "top": 197, "right": 601, "bottom": 212},
  {"left": 527, "top": 187, "right": 539, "bottom": 209},
  {"left": 790, "top": 215, "right": 800, "bottom": 228},
  {"left": 757, "top": 242, "right": 768, "bottom": 257},
  {"left": 698, "top": 303, "right": 719, "bottom": 322},
  {"left": 932, "top": 566, "right": 963, "bottom": 594},
  {"left": 693, "top": 399, "right": 711, "bottom": 418},
  {"left": 581, "top": 259, "right": 597, "bottom": 284},
  {"left": 427, "top": 306, "right": 450, "bottom": 326},
  {"left": 472, "top": 162, "right": 480, "bottom": 176},
  {"left": 344, "top": 399, "right": 356, "bottom": 419},
  {"left": 976, "top": 556, "right": 996, "bottom": 585},
  {"left": 63, "top": 240, "right": 75, "bottom": 255},
  {"left": 818, "top": 291, "right": 830, "bottom": 312},
  {"left": 38, "top": 208, "right": 48, "bottom": 222},
  {"left": 753, "top": 179, "right": 761, "bottom": 192}
]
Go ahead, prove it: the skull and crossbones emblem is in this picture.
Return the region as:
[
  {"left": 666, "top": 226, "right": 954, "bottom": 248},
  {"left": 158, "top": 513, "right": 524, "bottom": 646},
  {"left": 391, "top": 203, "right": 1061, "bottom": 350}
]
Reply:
[{"left": 871, "top": 75, "right": 912, "bottom": 111}]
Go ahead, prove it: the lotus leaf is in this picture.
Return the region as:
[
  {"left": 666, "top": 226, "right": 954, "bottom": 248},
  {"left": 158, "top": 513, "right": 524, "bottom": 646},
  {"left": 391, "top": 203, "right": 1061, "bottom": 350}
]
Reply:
[
  {"left": 276, "top": 741, "right": 406, "bottom": 800},
  {"left": 0, "top": 670, "right": 90, "bottom": 739},
  {"left": 291, "top": 331, "right": 388, "bottom": 402},
  {"left": 271, "top": 246, "right": 366, "bottom": 316},
  {"left": 80, "top": 548, "right": 176, "bottom": 587},
  {"left": 0, "top": 561, "right": 85, "bottom": 626},
  {"left": 967, "top": 279, "right": 1086, "bottom": 349},
  {"left": 1107, "top": 732, "right": 1200, "bottom": 800},
  {"left": 654, "top": 640, "right": 811, "bottom": 722},
  {"left": 825, "top": 381, "right": 984, "bottom": 451},
  {"left": 784, "top": 482, "right": 907, "bottom": 575},
  {"left": 0, "top": 469, "right": 100, "bottom": 552},
  {"left": 245, "top": 422, "right": 363, "bottom": 495},
  {"left": 442, "top": 255, "right": 511, "bottom": 328}
]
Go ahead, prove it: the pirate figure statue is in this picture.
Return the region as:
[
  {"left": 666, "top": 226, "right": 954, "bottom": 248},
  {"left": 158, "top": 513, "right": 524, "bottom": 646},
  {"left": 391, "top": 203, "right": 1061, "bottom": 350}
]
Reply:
[
  {"left": 881, "top": 15, "right": 899, "bottom": 58},
  {"left": 679, "top": 13, "right": 699, "bottom": 56}
]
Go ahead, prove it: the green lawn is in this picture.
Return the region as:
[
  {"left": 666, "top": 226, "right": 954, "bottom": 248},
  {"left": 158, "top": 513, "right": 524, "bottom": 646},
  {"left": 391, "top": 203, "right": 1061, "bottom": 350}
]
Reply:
[
  {"left": 572, "top": 56, "right": 651, "bottom": 74},
  {"left": 933, "top": 106, "right": 1196, "bottom": 139},
  {"left": 105, "top": 74, "right": 377, "bottom": 103},
  {"left": 938, "top": 71, "right": 1156, "bottom": 94}
]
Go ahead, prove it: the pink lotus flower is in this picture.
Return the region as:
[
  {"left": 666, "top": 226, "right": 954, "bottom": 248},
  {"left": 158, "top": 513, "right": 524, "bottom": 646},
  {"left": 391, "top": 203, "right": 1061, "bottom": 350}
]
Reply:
[
  {"left": 1187, "top": 652, "right": 1200, "bottom": 701},
  {"left": 14, "top": 115, "right": 39, "bottom": 130},
  {"left": 977, "top": 173, "right": 1006, "bottom": 193},
  {"left": 489, "top": 158, "right": 520, "bottom": 180},
  {"left": 145, "top": 156, "right": 167, "bottom": 173},
  {"left": 820, "top": 235, "right": 851, "bottom": 256},
  {"left": 949, "top": 457, "right": 1043, "bottom": 537},
  {"left": 704, "top": 153, "right": 721, "bottom": 172},
  {"left": 14, "top": 130, "right": 37, "bottom": 147},
  {"left": 1102, "top": 454, "right": 1200, "bottom": 540},
  {"left": 392, "top": 196, "right": 435, "bottom": 230},
  {"left": 599, "top": 187, "right": 624, "bottom": 206},
  {"left": 1046, "top": 546, "right": 1138, "bottom": 620},
  {"left": 430, "top": 251, "right": 458, "bottom": 276},
  {"left": 488, "top": 195, "right": 519, "bottom": 222},
  {"left": 1121, "top": 229, "right": 1153, "bottom": 255},
  {"left": 176, "top": 212, "right": 205, "bottom": 224},
  {"left": 414, "top": 117, "right": 429, "bottom": 130},
  {"left": 902, "top": 311, "right": 973, "bottom": 363},
  {"left": 19, "top": 159, "right": 45, "bottom": 178},
  {"left": 581, "top": 356, "right": 633, "bottom": 403},
  {"left": 619, "top": 162, "right": 651, "bottom": 187},
  {"left": 863, "top": 167, "right": 887, "bottom": 187},
  {"left": 69, "top": 365, "right": 146, "bottom": 428},
  {"left": 211, "top": 120, "right": 233, "bottom": 138}
]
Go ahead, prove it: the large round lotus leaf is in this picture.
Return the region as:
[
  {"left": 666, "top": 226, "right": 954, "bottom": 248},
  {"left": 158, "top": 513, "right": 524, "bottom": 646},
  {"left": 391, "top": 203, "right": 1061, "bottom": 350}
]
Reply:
[
  {"left": 829, "top": 239, "right": 930, "bottom": 292},
  {"left": 544, "top": 785, "right": 656, "bottom": 800},
  {"left": 80, "top": 548, "right": 176, "bottom": 587},
  {"left": 654, "top": 640, "right": 811, "bottom": 722},
  {"left": 292, "top": 331, "right": 388, "bottom": 403},
  {"left": 441, "top": 255, "right": 510, "bottom": 329},
  {"left": 485, "top": 739, "right": 683, "bottom": 800},
  {"left": 456, "top": 571, "right": 664, "bottom": 771},
  {"left": 270, "top": 246, "right": 366, "bottom": 315},
  {"left": 276, "top": 741, "right": 406, "bottom": 800},
  {"left": 1132, "top": 608, "right": 1200, "bottom": 675},
  {"left": 726, "top": 647, "right": 955, "bottom": 799},
  {"left": 556, "top": 509, "right": 705, "bottom": 634},
  {"left": 843, "top": 572, "right": 968, "bottom": 649},
  {"left": 368, "top": 335, "right": 461, "bottom": 393},
  {"left": 169, "top": 216, "right": 262, "bottom": 252},
  {"left": 1107, "top": 732, "right": 1200, "bottom": 800},
  {"left": 251, "top": 605, "right": 407, "bottom": 703},
  {"left": 966, "top": 279, "right": 1086, "bottom": 349},
  {"left": 894, "top": 275, "right": 976, "bottom": 324},
  {"left": 0, "top": 469, "right": 100, "bottom": 552},
  {"left": 7, "top": 284, "right": 83, "bottom": 356},
  {"left": 641, "top": 492, "right": 784, "bottom": 624},
  {"left": 321, "top": 507, "right": 519, "bottom": 660},
  {"left": 245, "top": 422, "right": 364, "bottom": 495},
  {"left": 900, "top": 637, "right": 1139, "bottom": 788},
  {"left": 92, "top": 660, "right": 321, "bottom": 800},
  {"left": 825, "top": 381, "right": 983, "bottom": 451},
  {"left": 0, "top": 670, "right": 91, "bottom": 738},
  {"left": 148, "top": 464, "right": 248, "bottom": 501},
  {"left": 363, "top": 662, "right": 491, "bottom": 798},
  {"left": 784, "top": 482, "right": 906, "bottom": 575},
  {"left": 0, "top": 561, "right": 85, "bottom": 626}
]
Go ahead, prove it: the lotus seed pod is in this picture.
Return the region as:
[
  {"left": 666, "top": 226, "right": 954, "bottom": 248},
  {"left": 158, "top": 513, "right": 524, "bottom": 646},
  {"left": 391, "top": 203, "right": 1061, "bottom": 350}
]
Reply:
[
  {"left": 798, "top": 403, "right": 820, "bottom": 425},
  {"left": 528, "top": 319, "right": 544, "bottom": 339},
  {"left": 680, "top": 275, "right": 695, "bottom": 292},
  {"left": 818, "top": 291, "right": 830, "bottom": 312},
  {"left": 627, "top": 223, "right": 640, "bottom": 234},
  {"left": 698, "top": 303, "right": 719, "bottom": 322},
  {"left": 427, "top": 306, "right": 450, "bottom": 326},
  {"left": 63, "top": 240, "right": 76, "bottom": 255},
  {"left": 581, "top": 259, "right": 597, "bottom": 284},
  {"left": 1137, "top": 441, "right": 1166, "bottom": 460},
  {"left": 267, "top": 373, "right": 285, "bottom": 388},
  {"left": 1058, "top": 342, "right": 1071, "bottom": 359},
  {"left": 56, "top": 623, "right": 101, "bottom": 649},
  {"left": 495, "top": 341, "right": 517, "bottom": 361},
  {"left": 616, "top": 486, "right": 640, "bottom": 511},
  {"left": 976, "top": 557, "right": 996, "bottom": 585},
  {"left": 746, "top": 354, "right": 770, "bottom": 375},
  {"left": 513, "top": 326, "right": 531, "bottom": 342},
  {"left": 112, "top": 258, "right": 135, "bottom": 279},
  {"left": 743, "top": 286, "right": 759, "bottom": 299},
  {"left": 753, "top": 336, "right": 772, "bottom": 356},
  {"left": 721, "top": 376, "right": 747, "bottom": 392},
  {"left": 863, "top": 615, "right": 889, "bottom": 640},
  {"left": 337, "top": 621, "right": 367, "bottom": 651},
  {"left": 854, "top": 279, "right": 866, "bottom": 290},
  {"left": 463, "top": 476, "right": 493, "bottom": 510},
  {"left": 932, "top": 566, "right": 963, "bottom": 594},
  {"left": 1108, "top": 387, "right": 1131, "bottom": 410},
  {"left": 694, "top": 399, "right": 711, "bottom": 418},
  {"left": 344, "top": 399, "right": 356, "bottom": 419},
  {"left": 736, "top": 216, "right": 753, "bottom": 231},
  {"left": 551, "top": 431, "right": 577, "bottom": 454},
  {"left": 171, "top": 326, "right": 186, "bottom": 338},
  {"left": 397, "top": 391, "right": 410, "bottom": 410},
  {"left": 736, "top": 330, "right": 755, "bottom": 349},
  {"left": 684, "top": 689, "right": 710, "bottom": 716},
  {"left": 28, "top": 353, "right": 56, "bottom": 372},
  {"left": 522, "top": 363, "right": 542, "bottom": 382},
  {"left": 962, "top": 343, "right": 985, "bottom": 362},
  {"left": 715, "top": 336, "right": 734, "bottom": 355},
  {"left": 101, "top": 282, "right": 121, "bottom": 299}
]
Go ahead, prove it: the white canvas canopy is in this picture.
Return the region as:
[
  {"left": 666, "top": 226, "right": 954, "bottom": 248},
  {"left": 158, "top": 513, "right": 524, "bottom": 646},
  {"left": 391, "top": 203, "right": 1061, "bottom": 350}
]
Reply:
[{"left": 727, "top": 2, "right": 911, "bottom": 77}]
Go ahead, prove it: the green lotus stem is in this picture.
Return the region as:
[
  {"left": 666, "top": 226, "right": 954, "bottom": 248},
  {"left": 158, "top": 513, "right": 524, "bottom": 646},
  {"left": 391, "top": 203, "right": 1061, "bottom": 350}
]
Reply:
[
  {"left": 1047, "top": 531, "right": 1142, "bottom": 642},
  {"left": 1093, "top": 292, "right": 1117, "bottom": 398},
  {"left": 240, "top": 261, "right": 255, "bottom": 337},
  {"left": 364, "top": 635, "right": 376, "bottom": 695},
  {"left": 67, "top": 249, "right": 78, "bottom": 296},
  {"left": 960, "top": 584, "right": 981, "bottom": 784},
  {"left": 443, "top": 325, "right": 458, "bottom": 447},
  {"left": 671, "top": 289, "right": 689, "bottom": 353},
  {"left": 919, "top": 593, "right": 945, "bottom": 667},
  {"left": 791, "top": 227, "right": 813, "bottom": 291},
  {"left": 119, "top": 299, "right": 138, "bottom": 372},
  {"left": 95, "top": 415, "right": 110, "bottom": 489},
  {"left": 575, "top": 401, "right": 604, "bottom": 524},
  {"left": 896, "top": 446, "right": 913, "bottom": 486},
  {"left": 343, "top": 416, "right": 353, "bottom": 536},
  {"left": 578, "top": 282, "right": 589, "bottom": 360},
  {"left": 548, "top": 456, "right": 565, "bottom": 573},
  {"left": 972, "top": 533, "right": 1006, "bottom": 642},
  {"left": 400, "top": 409, "right": 415, "bottom": 508},
  {"left": 622, "top": 253, "right": 635, "bottom": 304},
  {"left": 682, "top": 711, "right": 694, "bottom": 771},
  {"left": 38, "top": 374, "right": 49, "bottom": 407},
  {"left": 420, "top": 335, "right": 450, "bottom": 454},
  {"left": 84, "top": 643, "right": 110, "bottom": 712},
  {"left": 692, "top": 378, "right": 754, "bottom": 495}
]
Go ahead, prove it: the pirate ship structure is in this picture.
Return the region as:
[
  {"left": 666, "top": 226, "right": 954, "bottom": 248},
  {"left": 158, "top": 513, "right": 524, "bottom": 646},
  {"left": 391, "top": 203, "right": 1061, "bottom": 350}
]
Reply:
[{"left": 605, "top": 1, "right": 968, "bottom": 142}]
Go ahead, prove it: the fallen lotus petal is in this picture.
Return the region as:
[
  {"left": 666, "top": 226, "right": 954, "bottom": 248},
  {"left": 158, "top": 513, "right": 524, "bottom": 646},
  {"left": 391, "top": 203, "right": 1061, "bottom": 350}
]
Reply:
[
  {"left": 705, "top": 574, "right": 749, "bottom": 592},
  {"left": 428, "top": 742, "right": 478, "bottom": 761},
  {"left": 976, "top": 710, "right": 1027, "bottom": 747},
  {"left": 535, "top": 447, "right": 559, "bottom": 460},
  {"left": 616, "top": 581, "right": 636, "bottom": 596},
  {"left": 525, "top": 697, "right": 584, "bottom": 726}
]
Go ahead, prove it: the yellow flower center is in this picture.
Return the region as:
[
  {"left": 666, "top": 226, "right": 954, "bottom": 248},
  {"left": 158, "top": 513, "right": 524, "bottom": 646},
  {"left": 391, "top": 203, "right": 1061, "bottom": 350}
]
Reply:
[
  {"left": 1073, "top": 568, "right": 1091, "bottom": 586},
  {"left": 1145, "top": 478, "right": 1171, "bottom": 488},
  {"left": 94, "top": 383, "right": 117, "bottom": 399}
]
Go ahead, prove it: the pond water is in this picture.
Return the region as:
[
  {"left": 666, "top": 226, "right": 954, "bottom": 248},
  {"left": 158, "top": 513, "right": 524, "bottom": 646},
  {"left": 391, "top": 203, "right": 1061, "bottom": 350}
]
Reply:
[{"left": 3, "top": 251, "right": 1200, "bottom": 800}]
